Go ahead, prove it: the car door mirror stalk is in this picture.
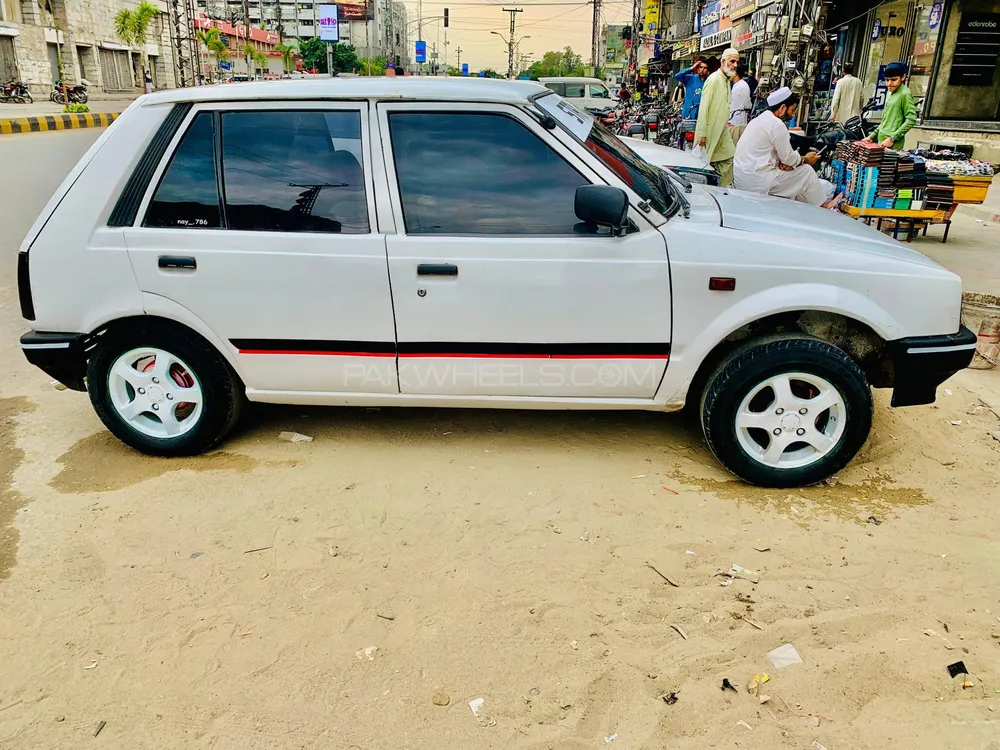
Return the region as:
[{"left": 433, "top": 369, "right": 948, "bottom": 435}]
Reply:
[{"left": 574, "top": 185, "right": 629, "bottom": 237}]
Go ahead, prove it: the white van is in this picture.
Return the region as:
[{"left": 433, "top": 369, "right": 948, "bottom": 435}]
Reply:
[{"left": 538, "top": 77, "right": 614, "bottom": 111}]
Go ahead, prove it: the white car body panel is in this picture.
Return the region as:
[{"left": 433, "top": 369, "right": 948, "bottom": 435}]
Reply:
[
  {"left": 20, "top": 79, "right": 965, "bottom": 414},
  {"left": 624, "top": 138, "right": 707, "bottom": 170}
]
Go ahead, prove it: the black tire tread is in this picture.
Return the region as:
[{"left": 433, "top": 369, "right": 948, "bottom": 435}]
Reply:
[
  {"left": 701, "top": 336, "right": 873, "bottom": 487},
  {"left": 87, "top": 321, "right": 243, "bottom": 456}
]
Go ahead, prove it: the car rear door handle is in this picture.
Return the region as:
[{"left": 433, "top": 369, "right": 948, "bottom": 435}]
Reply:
[
  {"left": 417, "top": 263, "right": 458, "bottom": 277},
  {"left": 158, "top": 256, "right": 196, "bottom": 270}
]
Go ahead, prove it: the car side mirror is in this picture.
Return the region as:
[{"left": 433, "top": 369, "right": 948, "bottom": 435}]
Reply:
[{"left": 575, "top": 185, "right": 629, "bottom": 236}]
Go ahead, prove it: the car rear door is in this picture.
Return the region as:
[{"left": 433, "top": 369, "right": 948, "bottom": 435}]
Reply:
[
  {"left": 375, "top": 101, "right": 672, "bottom": 400},
  {"left": 123, "top": 101, "right": 398, "bottom": 397}
]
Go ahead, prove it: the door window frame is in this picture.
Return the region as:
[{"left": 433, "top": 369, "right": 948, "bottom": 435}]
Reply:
[
  {"left": 134, "top": 100, "right": 377, "bottom": 235},
  {"left": 375, "top": 101, "right": 629, "bottom": 238}
]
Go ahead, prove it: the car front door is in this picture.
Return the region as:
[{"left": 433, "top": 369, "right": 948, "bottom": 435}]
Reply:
[
  {"left": 375, "top": 102, "right": 672, "bottom": 400},
  {"left": 123, "top": 102, "right": 398, "bottom": 397}
]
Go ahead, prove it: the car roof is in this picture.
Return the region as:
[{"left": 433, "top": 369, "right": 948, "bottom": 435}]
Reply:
[
  {"left": 537, "top": 77, "right": 605, "bottom": 84},
  {"left": 140, "top": 77, "right": 552, "bottom": 107}
]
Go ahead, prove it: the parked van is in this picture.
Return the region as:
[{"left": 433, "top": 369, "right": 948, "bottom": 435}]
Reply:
[{"left": 538, "top": 77, "right": 614, "bottom": 111}]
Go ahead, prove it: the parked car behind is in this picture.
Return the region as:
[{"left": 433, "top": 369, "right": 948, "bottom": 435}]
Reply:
[
  {"left": 538, "top": 76, "right": 614, "bottom": 112},
  {"left": 18, "top": 79, "right": 975, "bottom": 486}
]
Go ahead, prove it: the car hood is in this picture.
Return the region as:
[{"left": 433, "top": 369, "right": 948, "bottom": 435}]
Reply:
[
  {"left": 705, "top": 187, "right": 944, "bottom": 268},
  {"left": 625, "top": 139, "right": 707, "bottom": 170}
]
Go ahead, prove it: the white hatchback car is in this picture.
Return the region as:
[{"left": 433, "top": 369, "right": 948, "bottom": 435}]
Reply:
[{"left": 19, "top": 79, "right": 975, "bottom": 487}]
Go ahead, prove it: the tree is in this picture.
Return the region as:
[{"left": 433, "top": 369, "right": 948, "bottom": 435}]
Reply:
[
  {"left": 523, "top": 47, "right": 585, "bottom": 80},
  {"left": 275, "top": 41, "right": 297, "bottom": 72},
  {"left": 357, "top": 56, "right": 387, "bottom": 76},
  {"left": 298, "top": 38, "right": 359, "bottom": 74},
  {"left": 480, "top": 69, "right": 501, "bottom": 78},
  {"left": 197, "top": 27, "right": 229, "bottom": 73},
  {"left": 113, "top": 1, "right": 162, "bottom": 84},
  {"left": 446, "top": 66, "right": 462, "bottom": 76},
  {"left": 242, "top": 44, "right": 269, "bottom": 76}
]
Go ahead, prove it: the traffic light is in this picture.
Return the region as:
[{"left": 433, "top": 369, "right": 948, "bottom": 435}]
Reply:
[
  {"left": 443, "top": 8, "right": 449, "bottom": 27},
  {"left": 622, "top": 25, "right": 631, "bottom": 40}
]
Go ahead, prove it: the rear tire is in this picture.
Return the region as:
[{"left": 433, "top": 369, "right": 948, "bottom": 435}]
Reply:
[
  {"left": 87, "top": 323, "right": 244, "bottom": 456},
  {"left": 700, "top": 336, "right": 873, "bottom": 487}
]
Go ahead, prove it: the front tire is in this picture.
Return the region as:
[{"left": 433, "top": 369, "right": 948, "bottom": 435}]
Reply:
[
  {"left": 700, "top": 336, "right": 873, "bottom": 487},
  {"left": 87, "top": 323, "right": 243, "bottom": 456}
]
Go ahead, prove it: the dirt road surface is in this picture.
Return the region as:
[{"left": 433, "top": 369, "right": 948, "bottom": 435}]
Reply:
[{"left": 1, "top": 129, "right": 1000, "bottom": 749}]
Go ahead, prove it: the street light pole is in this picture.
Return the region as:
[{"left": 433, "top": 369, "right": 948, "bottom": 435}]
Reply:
[{"left": 502, "top": 7, "right": 522, "bottom": 79}]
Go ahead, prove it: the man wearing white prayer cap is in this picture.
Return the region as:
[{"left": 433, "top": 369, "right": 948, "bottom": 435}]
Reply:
[
  {"left": 694, "top": 47, "right": 740, "bottom": 186},
  {"left": 732, "top": 87, "right": 831, "bottom": 206}
]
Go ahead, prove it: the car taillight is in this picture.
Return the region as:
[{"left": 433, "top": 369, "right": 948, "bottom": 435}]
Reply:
[
  {"left": 684, "top": 131, "right": 695, "bottom": 141},
  {"left": 648, "top": 122, "right": 658, "bottom": 130}
]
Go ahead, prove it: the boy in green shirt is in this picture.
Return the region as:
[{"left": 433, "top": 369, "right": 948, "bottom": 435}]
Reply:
[{"left": 864, "top": 61, "right": 918, "bottom": 149}]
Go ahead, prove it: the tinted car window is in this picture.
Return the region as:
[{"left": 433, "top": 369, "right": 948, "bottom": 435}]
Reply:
[
  {"left": 565, "top": 84, "right": 586, "bottom": 98},
  {"left": 543, "top": 82, "right": 566, "bottom": 95},
  {"left": 388, "top": 112, "right": 588, "bottom": 235},
  {"left": 145, "top": 112, "right": 221, "bottom": 229},
  {"left": 589, "top": 84, "right": 610, "bottom": 98},
  {"left": 221, "top": 110, "right": 369, "bottom": 233}
]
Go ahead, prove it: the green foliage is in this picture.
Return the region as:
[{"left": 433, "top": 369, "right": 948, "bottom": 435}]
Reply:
[
  {"left": 198, "top": 28, "right": 229, "bottom": 62},
  {"left": 480, "top": 69, "right": 501, "bottom": 78},
  {"left": 113, "top": 1, "right": 161, "bottom": 47},
  {"left": 446, "top": 66, "right": 462, "bottom": 76},
  {"left": 357, "top": 56, "right": 387, "bottom": 76},
  {"left": 523, "top": 47, "right": 585, "bottom": 80},
  {"left": 275, "top": 42, "right": 297, "bottom": 72},
  {"left": 63, "top": 103, "right": 90, "bottom": 113},
  {"left": 298, "top": 38, "right": 359, "bottom": 74}
]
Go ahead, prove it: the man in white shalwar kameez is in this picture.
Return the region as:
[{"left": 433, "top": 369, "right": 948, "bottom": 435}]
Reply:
[{"left": 733, "top": 88, "right": 828, "bottom": 206}]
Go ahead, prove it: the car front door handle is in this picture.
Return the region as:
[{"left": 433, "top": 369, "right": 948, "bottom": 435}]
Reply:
[
  {"left": 158, "top": 255, "right": 197, "bottom": 270},
  {"left": 417, "top": 263, "right": 458, "bottom": 277}
]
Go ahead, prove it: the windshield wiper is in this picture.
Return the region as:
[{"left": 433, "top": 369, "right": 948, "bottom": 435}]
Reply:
[
  {"left": 664, "top": 167, "right": 693, "bottom": 193},
  {"left": 658, "top": 169, "right": 689, "bottom": 219}
]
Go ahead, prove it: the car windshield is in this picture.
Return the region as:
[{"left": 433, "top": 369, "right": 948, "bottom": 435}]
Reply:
[{"left": 533, "top": 93, "right": 674, "bottom": 217}]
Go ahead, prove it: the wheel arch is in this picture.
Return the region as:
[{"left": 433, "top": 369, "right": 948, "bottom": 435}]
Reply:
[
  {"left": 88, "top": 307, "right": 246, "bottom": 387},
  {"left": 683, "top": 309, "right": 891, "bottom": 416}
]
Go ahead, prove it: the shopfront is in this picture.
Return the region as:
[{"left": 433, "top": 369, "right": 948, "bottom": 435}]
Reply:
[{"left": 700, "top": 0, "right": 734, "bottom": 53}]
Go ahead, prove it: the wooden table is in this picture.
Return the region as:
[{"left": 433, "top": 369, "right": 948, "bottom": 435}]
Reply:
[{"left": 840, "top": 205, "right": 950, "bottom": 243}]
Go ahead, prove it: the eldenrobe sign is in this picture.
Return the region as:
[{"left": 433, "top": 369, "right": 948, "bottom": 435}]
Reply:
[{"left": 318, "top": 4, "right": 339, "bottom": 41}]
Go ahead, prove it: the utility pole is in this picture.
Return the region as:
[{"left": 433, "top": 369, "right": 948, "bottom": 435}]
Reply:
[
  {"left": 627, "top": 0, "right": 640, "bottom": 86},
  {"left": 456, "top": 45, "right": 462, "bottom": 72},
  {"left": 502, "top": 7, "right": 522, "bottom": 80},
  {"left": 591, "top": 0, "right": 601, "bottom": 74},
  {"left": 242, "top": 0, "right": 251, "bottom": 75}
]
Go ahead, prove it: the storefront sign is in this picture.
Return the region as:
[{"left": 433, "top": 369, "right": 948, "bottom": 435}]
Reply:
[
  {"left": 318, "top": 4, "right": 339, "bottom": 41},
  {"left": 338, "top": 2, "right": 373, "bottom": 20},
  {"left": 871, "top": 17, "right": 907, "bottom": 40},
  {"left": 701, "top": 27, "right": 732, "bottom": 50},
  {"left": 733, "top": 19, "right": 753, "bottom": 49},
  {"left": 643, "top": 0, "right": 660, "bottom": 33},
  {"left": 949, "top": 12, "right": 1000, "bottom": 86},
  {"left": 729, "top": 0, "right": 756, "bottom": 21},
  {"left": 928, "top": 2, "right": 943, "bottom": 30}
]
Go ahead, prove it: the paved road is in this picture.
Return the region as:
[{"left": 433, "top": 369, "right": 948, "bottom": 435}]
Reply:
[{"left": 0, "top": 129, "right": 100, "bottom": 349}]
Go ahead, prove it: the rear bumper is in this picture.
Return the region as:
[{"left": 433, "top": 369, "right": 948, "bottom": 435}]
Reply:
[
  {"left": 20, "top": 331, "right": 88, "bottom": 391},
  {"left": 886, "top": 326, "right": 978, "bottom": 407}
]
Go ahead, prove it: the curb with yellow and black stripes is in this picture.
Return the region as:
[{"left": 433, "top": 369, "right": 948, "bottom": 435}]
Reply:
[{"left": 0, "top": 111, "right": 120, "bottom": 135}]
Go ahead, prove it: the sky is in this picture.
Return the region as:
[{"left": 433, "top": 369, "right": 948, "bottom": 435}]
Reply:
[{"left": 396, "top": 0, "right": 634, "bottom": 73}]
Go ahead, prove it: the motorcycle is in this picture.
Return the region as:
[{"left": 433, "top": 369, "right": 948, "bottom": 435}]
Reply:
[
  {"left": 50, "top": 80, "right": 88, "bottom": 104},
  {"left": 0, "top": 80, "right": 32, "bottom": 104}
]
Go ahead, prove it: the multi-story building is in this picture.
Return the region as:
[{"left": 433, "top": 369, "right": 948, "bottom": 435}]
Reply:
[
  {"left": 600, "top": 23, "right": 628, "bottom": 82},
  {"left": 0, "top": 0, "right": 179, "bottom": 97},
  {"left": 194, "top": 13, "right": 282, "bottom": 79},
  {"left": 196, "top": 0, "right": 409, "bottom": 70}
]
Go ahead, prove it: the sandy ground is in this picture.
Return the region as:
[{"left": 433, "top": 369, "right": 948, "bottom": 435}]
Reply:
[{"left": 1, "top": 130, "right": 1000, "bottom": 748}]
